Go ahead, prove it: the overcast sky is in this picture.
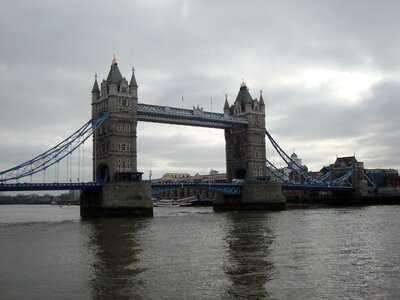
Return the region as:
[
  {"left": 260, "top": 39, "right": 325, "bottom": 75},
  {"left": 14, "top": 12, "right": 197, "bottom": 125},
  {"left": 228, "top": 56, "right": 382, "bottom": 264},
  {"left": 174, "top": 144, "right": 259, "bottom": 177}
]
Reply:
[{"left": 0, "top": 0, "right": 399, "bottom": 183}]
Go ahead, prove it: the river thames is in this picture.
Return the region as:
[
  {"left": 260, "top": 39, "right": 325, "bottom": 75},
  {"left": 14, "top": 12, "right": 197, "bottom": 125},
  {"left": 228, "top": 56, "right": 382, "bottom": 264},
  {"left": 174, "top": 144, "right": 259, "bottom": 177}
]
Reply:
[{"left": 1, "top": 204, "right": 399, "bottom": 299}]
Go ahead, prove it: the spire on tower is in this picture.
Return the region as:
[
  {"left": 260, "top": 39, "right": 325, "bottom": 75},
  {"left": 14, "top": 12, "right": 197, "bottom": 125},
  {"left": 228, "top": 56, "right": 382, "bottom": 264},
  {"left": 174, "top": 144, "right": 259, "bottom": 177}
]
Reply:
[
  {"left": 129, "top": 66, "right": 138, "bottom": 88},
  {"left": 240, "top": 78, "right": 247, "bottom": 88},
  {"left": 91, "top": 73, "right": 100, "bottom": 94},
  {"left": 259, "top": 89, "right": 265, "bottom": 106},
  {"left": 224, "top": 94, "right": 230, "bottom": 110},
  {"left": 106, "top": 56, "right": 123, "bottom": 84}
]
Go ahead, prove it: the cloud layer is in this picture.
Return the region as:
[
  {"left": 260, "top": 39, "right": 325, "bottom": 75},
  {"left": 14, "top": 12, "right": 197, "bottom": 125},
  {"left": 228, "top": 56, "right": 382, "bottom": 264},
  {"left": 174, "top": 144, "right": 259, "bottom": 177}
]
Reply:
[{"left": 0, "top": 0, "right": 399, "bottom": 182}]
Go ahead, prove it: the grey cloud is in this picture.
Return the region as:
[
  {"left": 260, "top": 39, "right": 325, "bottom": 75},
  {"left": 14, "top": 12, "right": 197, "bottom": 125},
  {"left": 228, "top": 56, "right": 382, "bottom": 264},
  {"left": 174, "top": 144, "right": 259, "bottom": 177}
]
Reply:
[{"left": 0, "top": 0, "right": 399, "bottom": 179}]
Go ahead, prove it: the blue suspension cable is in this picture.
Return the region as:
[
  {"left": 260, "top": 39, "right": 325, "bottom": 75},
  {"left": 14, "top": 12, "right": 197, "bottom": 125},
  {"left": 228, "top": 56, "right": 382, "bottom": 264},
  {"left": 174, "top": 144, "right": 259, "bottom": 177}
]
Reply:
[
  {"left": 0, "top": 112, "right": 109, "bottom": 182},
  {"left": 265, "top": 129, "right": 325, "bottom": 185}
]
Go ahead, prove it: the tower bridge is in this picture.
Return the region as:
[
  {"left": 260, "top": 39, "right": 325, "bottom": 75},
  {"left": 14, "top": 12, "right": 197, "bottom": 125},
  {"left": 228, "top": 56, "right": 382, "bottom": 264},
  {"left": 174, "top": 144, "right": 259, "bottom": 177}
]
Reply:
[{"left": 0, "top": 57, "right": 369, "bottom": 216}]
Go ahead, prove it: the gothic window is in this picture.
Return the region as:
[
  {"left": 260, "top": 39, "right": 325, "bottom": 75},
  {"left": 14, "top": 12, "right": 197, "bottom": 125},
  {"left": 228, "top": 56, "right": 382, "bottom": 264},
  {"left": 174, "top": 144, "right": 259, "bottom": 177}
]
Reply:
[
  {"left": 122, "top": 87, "right": 127, "bottom": 93},
  {"left": 117, "top": 143, "right": 131, "bottom": 151},
  {"left": 254, "top": 165, "right": 263, "bottom": 176},
  {"left": 118, "top": 98, "right": 131, "bottom": 112}
]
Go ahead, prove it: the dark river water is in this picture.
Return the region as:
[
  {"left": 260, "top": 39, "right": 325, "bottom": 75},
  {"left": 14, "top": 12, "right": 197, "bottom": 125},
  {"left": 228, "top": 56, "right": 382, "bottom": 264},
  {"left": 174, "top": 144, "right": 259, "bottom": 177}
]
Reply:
[{"left": 1, "top": 204, "right": 399, "bottom": 299}]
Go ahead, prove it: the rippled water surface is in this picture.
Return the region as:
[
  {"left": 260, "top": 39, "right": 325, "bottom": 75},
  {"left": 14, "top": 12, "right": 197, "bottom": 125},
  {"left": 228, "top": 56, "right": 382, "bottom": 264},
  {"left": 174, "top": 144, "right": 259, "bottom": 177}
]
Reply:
[{"left": 1, "top": 204, "right": 400, "bottom": 299}]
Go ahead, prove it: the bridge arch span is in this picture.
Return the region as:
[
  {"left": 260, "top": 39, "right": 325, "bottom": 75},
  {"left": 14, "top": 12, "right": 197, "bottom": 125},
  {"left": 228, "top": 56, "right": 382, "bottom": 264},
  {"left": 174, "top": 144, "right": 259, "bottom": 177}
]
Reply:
[
  {"left": 151, "top": 183, "right": 241, "bottom": 196},
  {"left": 235, "top": 169, "right": 246, "bottom": 180},
  {"left": 96, "top": 164, "right": 110, "bottom": 183}
]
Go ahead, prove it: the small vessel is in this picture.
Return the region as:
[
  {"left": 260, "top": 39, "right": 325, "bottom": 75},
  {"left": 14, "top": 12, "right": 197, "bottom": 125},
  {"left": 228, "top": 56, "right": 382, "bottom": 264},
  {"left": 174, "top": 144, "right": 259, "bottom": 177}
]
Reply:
[
  {"left": 156, "top": 199, "right": 179, "bottom": 207},
  {"left": 152, "top": 198, "right": 159, "bottom": 207}
]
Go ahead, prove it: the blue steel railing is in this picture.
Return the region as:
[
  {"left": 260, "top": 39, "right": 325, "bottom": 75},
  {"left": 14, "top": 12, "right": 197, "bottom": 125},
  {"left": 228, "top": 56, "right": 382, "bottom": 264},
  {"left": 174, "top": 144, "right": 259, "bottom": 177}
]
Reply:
[
  {"left": 0, "top": 182, "right": 101, "bottom": 191},
  {"left": 282, "top": 183, "right": 354, "bottom": 192},
  {"left": 0, "top": 180, "right": 355, "bottom": 193},
  {"left": 150, "top": 182, "right": 242, "bottom": 195}
]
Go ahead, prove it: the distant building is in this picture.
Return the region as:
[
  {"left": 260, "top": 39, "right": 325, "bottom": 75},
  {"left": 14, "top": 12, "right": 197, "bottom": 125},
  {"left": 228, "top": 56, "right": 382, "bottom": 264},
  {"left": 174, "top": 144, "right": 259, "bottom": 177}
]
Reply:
[
  {"left": 157, "top": 170, "right": 226, "bottom": 184},
  {"left": 365, "top": 168, "right": 399, "bottom": 187},
  {"left": 159, "top": 172, "right": 192, "bottom": 183},
  {"left": 266, "top": 152, "right": 308, "bottom": 183},
  {"left": 288, "top": 152, "right": 308, "bottom": 183},
  {"left": 288, "top": 152, "right": 302, "bottom": 171},
  {"left": 69, "top": 190, "right": 80, "bottom": 203},
  {"left": 331, "top": 156, "right": 359, "bottom": 170},
  {"left": 319, "top": 166, "right": 330, "bottom": 175},
  {"left": 330, "top": 156, "right": 366, "bottom": 188},
  {"left": 154, "top": 169, "right": 226, "bottom": 200},
  {"left": 193, "top": 170, "right": 226, "bottom": 183},
  {"left": 385, "top": 175, "right": 400, "bottom": 187}
]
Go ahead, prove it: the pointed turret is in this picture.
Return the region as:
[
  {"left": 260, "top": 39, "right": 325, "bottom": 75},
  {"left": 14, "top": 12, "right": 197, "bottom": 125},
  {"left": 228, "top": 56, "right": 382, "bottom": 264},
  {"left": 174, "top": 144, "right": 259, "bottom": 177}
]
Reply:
[
  {"left": 106, "top": 54, "right": 123, "bottom": 84},
  {"left": 235, "top": 80, "right": 254, "bottom": 112},
  {"left": 129, "top": 67, "right": 138, "bottom": 98},
  {"left": 129, "top": 67, "right": 138, "bottom": 88},
  {"left": 224, "top": 94, "right": 230, "bottom": 109},
  {"left": 237, "top": 80, "right": 253, "bottom": 112},
  {"left": 92, "top": 74, "right": 100, "bottom": 93},
  {"left": 91, "top": 74, "right": 100, "bottom": 102},
  {"left": 259, "top": 89, "right": 265, "bottom": 106},
  {"left": 224, "top": 94, "right": 230, "bottom": 116}
]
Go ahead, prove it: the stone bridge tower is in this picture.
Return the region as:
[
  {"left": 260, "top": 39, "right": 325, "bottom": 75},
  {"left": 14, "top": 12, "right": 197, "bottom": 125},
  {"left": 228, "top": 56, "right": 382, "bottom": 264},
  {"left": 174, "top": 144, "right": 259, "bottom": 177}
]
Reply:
[
  {"left": 81, "top": 57, "right": 152, "bottom": 218},
  {"left": 91, "top": 56, "right": 139, "bottom": 183},
  {"left": 224, "top": 82, "right": 267, "bottom": 182},
  {"left": 216, "top": 82, "right": 285, "bottom": 210}
]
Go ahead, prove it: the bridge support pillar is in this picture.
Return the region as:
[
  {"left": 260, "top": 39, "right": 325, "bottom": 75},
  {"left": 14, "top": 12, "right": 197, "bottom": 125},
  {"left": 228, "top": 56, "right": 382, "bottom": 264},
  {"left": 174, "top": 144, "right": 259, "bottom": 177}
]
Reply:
[
  {"left": 80, "top": 182, "right": 153, "bottom": 217},
  {"left": 213, "top": 182, "right": 285, "bottom": 211},
  {"left": 355, "top": 180, "right": 369, "bottom": 198}
]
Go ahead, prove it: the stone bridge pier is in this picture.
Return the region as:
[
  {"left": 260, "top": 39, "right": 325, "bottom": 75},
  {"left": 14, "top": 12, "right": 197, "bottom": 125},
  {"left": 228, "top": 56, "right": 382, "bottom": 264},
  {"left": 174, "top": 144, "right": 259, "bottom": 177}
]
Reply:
[{"left": 213, "top": 182, "right": 285, "bottom": 211}]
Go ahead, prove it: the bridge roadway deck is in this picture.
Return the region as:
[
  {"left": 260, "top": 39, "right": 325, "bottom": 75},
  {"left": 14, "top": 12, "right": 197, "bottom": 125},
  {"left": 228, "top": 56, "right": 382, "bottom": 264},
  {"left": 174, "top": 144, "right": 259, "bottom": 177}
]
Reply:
[
  {"left": 0, "top": 182, "right": 102, "bottom": 192},
  {"left": 137, "top": 103, "right": 249, "bottom": 129},
  {"left": 0, "top": 182, "right": 355, "bottom": 193},
  {"left": 282, "top": 184, "right": 355, "bottom": 192},
  {"left": 150, "top": 182, "right": 242, "bottom": 195}
]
